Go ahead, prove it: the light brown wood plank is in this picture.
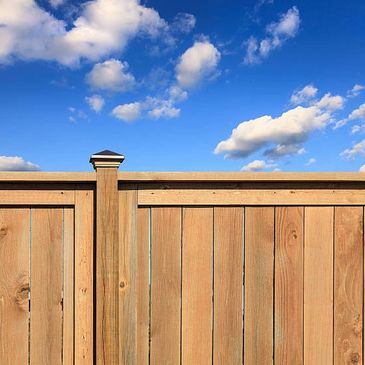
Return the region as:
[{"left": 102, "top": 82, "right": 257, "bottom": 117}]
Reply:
[
  {"left": 119, "top": 188, "right": 138, "bottom": 364},
  {"left": 334, "top": 207, "right": 363, "bottom": 364},
  {"left": 275, "top": 207, "right": 303, "bottom": 364},
  {"left": 244, "top": 207, "right": 274, "bottom": 365},
  {"left": 0, "top": 190, "right": 74, "bottom": 205},
  {"left": 138, "top": 188, "right": 365, "bottom": 206},
  {"left": 75, "top": 190, "right": 93, "bottom": 364},
  {"left": 213, "top": 207, "right": 243, "bottom": 364},
  {"left": 118, "top": 171, "right": 365, "bottom": 182},
  {"left": 0, "top": 209, "right": 30, "bottom": 365},
  {"left": 304, "top": 207, "right": 333, "bottom": 364},
  {"left": 63, "top": 208, "right": 74, "bottom": 365},
  {"left": 96, "top": 168, "right": 120, "bottom": 365},
  {"left": 30, "top": 208, "right": 63, "bottom": 365},
  {"left": 182, "top": 208, "right": 213, "bottom": 365},
  {"left": 137, "top": 208, "right": 150, "bottom": 365},
  {"left": 150, "top": 208, "right": 181, "bottom": 365}
]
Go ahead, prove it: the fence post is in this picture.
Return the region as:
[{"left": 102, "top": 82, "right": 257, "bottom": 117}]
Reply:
[{"left": 90, "top": 150, "right": 125, "bottom": 365}]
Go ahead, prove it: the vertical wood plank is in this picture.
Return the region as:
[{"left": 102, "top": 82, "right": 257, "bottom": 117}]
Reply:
[
  {"left": 96, "top": 168, "right": 120, "bottom": 365},
  {"left": 30, "top": 208, "right": 63, "bottom": 365},
  {"left": 137, "top": 208, "right": 149, "bottom": 365},
  {"left": 304, "top": 207, "right": 333, "bottom": 364},
  {"left": 182, "top": 208, "right": 213, "bottom": 365},
  {"left": 150, "top": 207, "right": 181, "bottom": 365},
  {"left": 275, "top": 207, "right": 304, "bottom": 364},
  {"left": 334, "top": 207, "right": 363, "bottom": 364},
  {"left": 0, "top": 209, "right": 30, "bottom": 365},
  {"left": 119, "top": 187, "right": 138, "bottom": 364},
  {"left": 63, "top": 208, "right": 74, "bottom": 365},
  {"left": 213, "top": 207, "right": 243, "bottom": 365},
  {"left": 244, "top": 207, "right": 274, "bottom": 365},
  {"left": 75, "top": 190, "right": 94, "bottom": 365}
]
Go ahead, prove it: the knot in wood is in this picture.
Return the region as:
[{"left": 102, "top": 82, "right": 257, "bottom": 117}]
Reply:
[
  {"left": 119, "top": 281, "right": 126, "bottom": 289},
  {"left": 351, "top": 352, "right": 360, "bottom": 363}
]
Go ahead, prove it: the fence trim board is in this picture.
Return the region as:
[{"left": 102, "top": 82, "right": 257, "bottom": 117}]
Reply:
[{"left": 137, "top": 188, "right": 365, "bottom": 206}]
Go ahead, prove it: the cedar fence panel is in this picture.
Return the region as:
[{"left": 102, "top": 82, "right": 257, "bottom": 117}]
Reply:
[{"left": 0, "top": 154, "right": 365, "bottom": 364}]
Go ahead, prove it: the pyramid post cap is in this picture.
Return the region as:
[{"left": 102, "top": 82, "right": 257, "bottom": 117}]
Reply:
[{"left": 89, "top": 150, "right": 125, "bottom": 169}]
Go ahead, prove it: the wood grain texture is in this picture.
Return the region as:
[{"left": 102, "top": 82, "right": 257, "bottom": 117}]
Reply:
[
  {"left": 30, "top": 208, "right": 63, "bottom": 365},
  {"left": 0, "top": 209, "right": 30, "bottom": 365},
  {"left": 304, "top": 207, "right": 334, "bottom": 364},
  {"left": 118, "top": 171, "right": 365, "bottom": 182},
  {"left": 75, "top": 190, "right": 94, "bottom": 364},
  {"left": 182, "top": 208, "right": 213, "bottom": 365},
  {"left": 138, "top": 188, "right": 365, "bottom": 206},
  {"left": 244, "top": 207, "right": 274, "bottom": 365},
  {"left": 0, "top": 190, "right": 74, "bottom": 205},
  {"left": 96, "top": 168, "right": 119, "bottom": 365},
  {"left": 136, "top": 208, "right": 149, "bottom": 365},
  {"left": 63, "top": 208, "right": 74, "bottom": 365},
  {"left": 119, "top": 188, "right": 138, "bottom": 364},
  {"left": 150, "top": 208, "right": 181, "bottom": 365},
  {"left": 275, "top": 207, "right": 304, "bottom": 364},
  {"left": 213, "top": 207, "right": 243, "bottom": 365},
  {"left": 334, "top": 207, "right": 363, "bottom": 365}
]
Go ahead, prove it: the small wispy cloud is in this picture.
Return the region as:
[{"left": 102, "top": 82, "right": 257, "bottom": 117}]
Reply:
[
  {"left": 347, "top": 84, "right": 365, "bottom": 98},
  {"left": 85, "top": 95, "right": 105, "bottom": 113},
  {"left": 244, "top": 7, "right": 300, "bottom": 64},
  {"left": 241, "top": 159, "right": 277, "bottom": 171}
]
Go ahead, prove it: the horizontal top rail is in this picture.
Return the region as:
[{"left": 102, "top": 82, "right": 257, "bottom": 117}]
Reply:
[
  {"left": 0, "top": 172, "right": 96, "bottom": 182},
  {"left": 118, "top": 172, "right": 365, "bottom": 182},
  {"left": 2, "top": 171, "right": 365, "bottom": 183}
]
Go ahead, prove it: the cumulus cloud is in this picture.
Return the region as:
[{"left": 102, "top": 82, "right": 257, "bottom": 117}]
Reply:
[
  {"left": 215, "top": 92, "right": 344, "bottom": 159},
  {"left": 340, "top": 139, "right": 365, "bottom": 159},
  {"left": 241, "top": 159, "right": 276, "bottom": 171},
  {"left": 291, "top": 85, "right": 318, "bottom": 105},
  {"left": 85, "top": 95, "right": 105, "bottom": 112},
  {"left": 85, "top": 59, "right": 136, "bottom": 92},
  {"left": 0, "top": 0, "right": 168, "bottom": 65},
  {"left": 171, "top": 13, "right": 196, "bottom": 34},
  {"left": 359, "top": 164, "right": 365, "bottom": 172},
  {"left": 244, "top": 7, "right": 300, "bottom": 64},
  {"left": 0, "top": 156, "right": 40, "bottom": 171},
  {"left": 112, "top": 102, "right": 141, "bottom": 122},
  {"left": 347, "top": 84, "right": 365, "bottom": 98},
  {"left": 176, "top": 40, "right": 221, "bottom": 88}
]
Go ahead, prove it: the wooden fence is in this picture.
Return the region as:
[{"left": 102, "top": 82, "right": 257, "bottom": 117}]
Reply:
[{"left": 1, "top": 150, "right": 365, "bottom": 364}]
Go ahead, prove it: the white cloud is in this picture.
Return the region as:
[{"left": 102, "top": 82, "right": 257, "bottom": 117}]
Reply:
[
  {"left": 0, "top": 0, "right": 167, "bottom": 65},
  {"left": 306, "top": 158, "right": 316, "bottom": 166},
  {"left": 215, "top": 93, "right": 344, "bottom": 158},
  {"left": 112, "top": 102, "right": 141, "bottom": 122},
  {"left": 347, "top": 84, "right": 365, "bottom": 98},
  {"left": 335, "top": 103, "right": 365, "bottom": 129},
  {"left": 348, "top": 103, "right": 365, "bottom": 121},
  {"left": 244, "top": 7, "right": 300, "bottom": 64},
  {"left": 85, "top": 59, "right": 135, "bottom": 92},
  {"left": 171, "top": 13, "right": 196, "bottom": 34},
  {"left": 176, "top": 40, "right": 221, "bottom": 88},
  {"left": 340, "top": 139, "right": 365, "bottom": 159},
  {"left": 291, "top": 85, "right": 318, "bottom": 105},
  {"left": 85, "top": 95, "right": 105, "bottom": 112},
  {"left": 241, "top": 159, "right": 276, "bottom": 171},
  {"left": 49, "top": 0, "right": 65, "bottom": 8},
  {"left": 0, "top": 156, "right": 40, "bottom": 171},
  {"left": 359, "top": 164, "right": 365, "bottom": 172}
]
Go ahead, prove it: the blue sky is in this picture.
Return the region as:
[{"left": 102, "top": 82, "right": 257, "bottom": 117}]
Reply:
[{"left": 1, "top": 0, "right": 365, "bottom": 172}]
